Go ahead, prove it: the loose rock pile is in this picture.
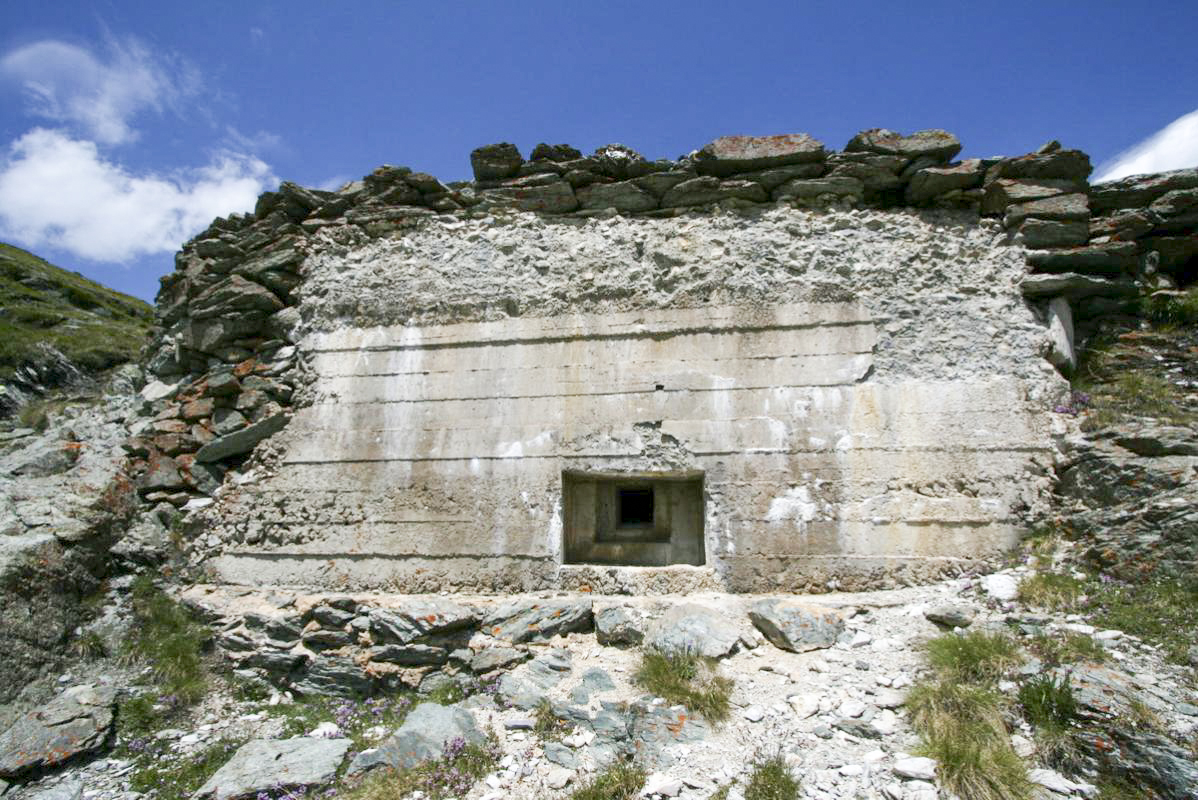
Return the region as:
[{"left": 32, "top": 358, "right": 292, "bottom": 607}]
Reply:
[{"left": 4, "top": 574, "right": 1196, "bottom": 800}]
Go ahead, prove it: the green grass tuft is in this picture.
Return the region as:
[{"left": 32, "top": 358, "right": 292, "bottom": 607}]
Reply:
[
  {"left": 925, "top": 631, "right": 1022, "bottom": 684},
  {"left": 535, "top": 697, "right": 569, "bottom": 741},
  {"left": 568, "top": 762, "right": 647, "bottom": 800},
  {"left": 123, "top": 576, "right": 210, "bottom": 703},
  {"left": 907, "top": 680, "right": 1030, "bottom": 800},
  {"left": 634, "top": 648, "right": 733, "bottom": 724},
  {"left": 1027, "top": 632, "right": 1107, "bottom": 666},
  {"left": 1018, "top": 572, "right": 1086, "bottom": 611},
  {"left": 1019, "top": 673, "right": 1079, "bottom": 767},
  {"left": 1139, "top": 287, "right": 1198, "bottom": 327},
  {"left": 744, "top": 753, "right": 800, "bottom": 800}
]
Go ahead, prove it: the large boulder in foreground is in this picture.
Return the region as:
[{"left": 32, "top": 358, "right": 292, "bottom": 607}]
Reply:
[
  {"left": 644, "top": 603, "right": 742, "bottom": 658},
  {"left": 348, "top": 702, "right": 482, "bottom": 776},
  {"left": 0, "top": 684, "right": 116, "bottom": 778},
  {"left": 748, "top": 599, "right": 844, "bottom": 652},
  {"left": 194, "top": 738, "right": 351, "bottom": 800}
]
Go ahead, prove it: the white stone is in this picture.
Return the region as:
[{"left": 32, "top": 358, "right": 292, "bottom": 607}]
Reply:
[
  {"left": 870, "top": 710, "right": 898, "bottom": 736},
  {"left": 742, "top": 705, "right": 766, "bottom": 722},
  {"left": 849, "top": 631, "right": 873, "bottom": 648},
  {"left": 874, "top": 689, "right": 906, "bottom": 708},
  {"left": 641, "top": 773, "right": 684, "bottom": 797},
  {"left": 839, "top": 764, "right": 863, "bottom": 777},
  {"left": 788, "top": 694, "right": 820, "bottom": 719},
  {"left": 1095, "top": 629, "right": 1123, "bottom": 640},
  {"left": 893, "top": 757, "right": 937, "bottom": 781},
  {"left": 1046, "top": 297, "right": 1076, "bottom": 371},
  {"left": 983, "top": 573, "right": 1019, "bottom": 601},
  {"left": 1010, "top": 734, "right": 1036, "bottom": 758},
  {"left": 837, "top": 700, "right": 866, "bottom": 718},
  {"left": 306, "top": 721, "right": 342, "bottom": 738},
  {"left": 1029, "top": 768, "right": 1080, "bottom": 795},
  {"left": 546, "top": 767, "right": 573, "bottom": 789}
]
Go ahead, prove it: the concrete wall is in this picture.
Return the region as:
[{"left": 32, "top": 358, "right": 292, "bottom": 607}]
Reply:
[{"left": 201, "top": 205, "right": 1064, "bottom": 593}]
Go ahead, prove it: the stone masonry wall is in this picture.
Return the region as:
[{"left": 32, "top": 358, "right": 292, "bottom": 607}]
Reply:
[{"left": 131, "top": 129, "right": 1198, "bottom": 592}]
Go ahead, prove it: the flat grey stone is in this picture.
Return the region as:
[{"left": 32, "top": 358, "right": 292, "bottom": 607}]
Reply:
[
  {"left": 595, "top": 606, "right": 645, "bottom": 647},
  {"left": 347, "top": 702, "right": 482, "bottom": 776},
  {"left": 924, "top": 604, "right": 977, "bottom": 628},
  {"left": 195, "top": 411, "right": 288, "bottom": 463},
  {"left": 645, "top": 604, "right": 741, "bottom": 658},
  {"left": 694, "top": 134, "right": 826, "bottom": 177},
  {"left": 482, "top": 598, "right": 592, "bottom": 643},
  {"left": 0, "top": 685, "right": 116, "bottom": 778},
  {"left": 370, "top": 599, "right": 477, "bottom": 644},
  {"left": 194, "top": 738, "right": 351, "bottom": 800},
  {"left": 470, "top": 646, "right": 528, "bottom": 673},
  {"left": 544, "top": 742, "right": 578, "bottom": 768},
  {"left": 749, "top": 599, "right": 844, "bottom": 653},
  {"left": 28, "top": 780, "right": 82, "bottom": 800}
]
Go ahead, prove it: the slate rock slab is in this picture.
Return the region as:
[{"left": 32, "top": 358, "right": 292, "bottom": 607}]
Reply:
[
  {"left": 482, "top": 598, "right": 593, "bottom": 643},
  {"left": 370, "top": 599, "right": 477, "bottom": 644},
  {"left": 499, "top": 654, "right": 571, "bottom": 710},
  {"left": 470, "top": 646, "right": 528, "bottom": 674},
  {"left": 0, "top": 684, "right": 116, "bottom": 778},
  {"left": 195, "top": 412, "right": 289, "bottom": 463},
  {"left": 28, "top": 780, "right": 83, "bottom": 800},
  {"left": 194, "top": 738, "right": 351, "bottom": 800},
  {"left": 347, "top": 702, "right": 482, "bottom": 776},
  {"left": 748, "top": 599, "right": 844, "bottom": 653},
  {"left": 595, "top": 605, "right": 646, "bottom": 646},
  {"left": 924, "top": 604, "right": 977, "bottom": 629},
  {"left": 644, "top": 603, "right": 741, "bottom": 658},
  {"left": 694, "top": 134, "right": 826, "bottom": 177}
]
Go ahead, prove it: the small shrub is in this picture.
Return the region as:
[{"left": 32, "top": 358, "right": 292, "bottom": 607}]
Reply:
[
  {"left": 634, "top": 649, "right": 733, "bottom": 724},
  {"left": 1095, "top": 774, "right": 1153, "bottom": 800},
  {"left": 569, "top": 761, "right": 646, "bottom": 800},
  {"left": 1018, "top": 572, "right": 1085, "bottom": 611},
  {"left": 921, "top": 727, "right": 1031, "bottom": 800},
  {"left": 1019, "top": 674, "right": 1079, "bottom": 767},
  {"left": 925, "top": 631, "right": 1022, "bottom": 684},
  {"left": 73, "top": 630, "right": 108, "bottom": 659},
  {"left": 1124, "top": 697, "right": 1164, "bottom": 732},
  {"left": 116, "top": 694, "right": 163, "bottom": 746},
  {"left": 744, "top": 753, "right": 799, "bottom": 800},
  {"left": 426, "top": 681, "right": 465, "bottom": 706}
]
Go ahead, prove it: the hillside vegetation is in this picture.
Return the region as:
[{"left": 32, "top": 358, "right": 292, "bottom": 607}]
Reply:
[{"left": 0, "top": 242, "right": 153, "bottom": 382}]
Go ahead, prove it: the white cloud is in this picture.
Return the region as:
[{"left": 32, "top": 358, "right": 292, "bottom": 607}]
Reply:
[
  {"left": 0, "top": 37, "right": 199, "bottom": 146},
  {"left": 1095, "top": 107, "right": 1198, "bottom": 183},
  {"left": 0, "top": 128, "right": 275, "bottom": 262}
]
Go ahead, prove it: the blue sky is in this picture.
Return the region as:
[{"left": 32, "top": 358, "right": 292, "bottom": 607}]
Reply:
[{"left": 1, "top": 1, "right": 1196, "bottom": 303}]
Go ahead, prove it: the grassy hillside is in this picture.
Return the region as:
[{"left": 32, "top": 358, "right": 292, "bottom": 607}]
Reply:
[{"left": 0, "top": 242, "right": 153, "bottom": 381}]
